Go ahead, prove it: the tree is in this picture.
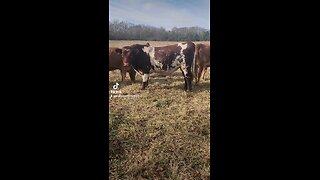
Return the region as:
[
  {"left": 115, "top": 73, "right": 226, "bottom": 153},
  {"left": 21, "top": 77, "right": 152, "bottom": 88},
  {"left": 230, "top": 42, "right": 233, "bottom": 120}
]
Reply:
[{"left": 109, "top": 20, "right": 210, "bottom": 41}]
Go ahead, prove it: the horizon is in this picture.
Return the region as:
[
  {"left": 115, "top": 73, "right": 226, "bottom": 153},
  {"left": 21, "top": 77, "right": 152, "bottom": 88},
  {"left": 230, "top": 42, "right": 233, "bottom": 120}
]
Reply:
[{"left": 109, "top": 0, "right": 210, "bottom": 31}]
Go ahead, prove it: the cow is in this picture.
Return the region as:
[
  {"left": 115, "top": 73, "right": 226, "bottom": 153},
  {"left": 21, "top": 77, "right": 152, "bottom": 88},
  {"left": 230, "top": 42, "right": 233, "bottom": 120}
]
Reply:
[
  {"left": 193, "top": 43, "right": 210, "bottom": 84},
  {"left": 109, "top": 47, "right": 136, "bottom": 82},
  {"left": 121, "top": 42, "right": 196, "bottom": 91}
]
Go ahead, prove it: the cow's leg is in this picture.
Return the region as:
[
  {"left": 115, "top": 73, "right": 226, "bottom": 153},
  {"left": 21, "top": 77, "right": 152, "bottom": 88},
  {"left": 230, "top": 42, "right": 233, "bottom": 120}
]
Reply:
[
  {"left": 120, "top": 69, "right": 126, "bottom": 82},
  {"left": 180, "top": 68, "right": 188, "bottom": 90},
  {"left": 181, "top": 65, "right": 193, "bottom": 91},
  {"left": 128, "top": 68, "right": 136, "bottom": 83},
  {"left": 194, "top": 64, "right": 199, "bottom": 84},
  {"left": 197, "top": 66, "right": 204, "bottom": 84},
  {"left": 193, "top": 66, "right": 199, "bottom": 84},
  {"left": 186, "top": 66, "right": 193, "bottom": 91},
  {"left": 202, "top": 67, "right": 207, "bottom": 80},
  {"left": 141, "top": 73, "right": 150, "bottom": 90}
]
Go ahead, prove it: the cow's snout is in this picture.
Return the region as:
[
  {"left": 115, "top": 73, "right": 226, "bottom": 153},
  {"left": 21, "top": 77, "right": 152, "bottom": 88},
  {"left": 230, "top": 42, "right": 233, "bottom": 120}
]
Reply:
[{"left": 123, "top": 63, "right": 130, "bottom": 67}]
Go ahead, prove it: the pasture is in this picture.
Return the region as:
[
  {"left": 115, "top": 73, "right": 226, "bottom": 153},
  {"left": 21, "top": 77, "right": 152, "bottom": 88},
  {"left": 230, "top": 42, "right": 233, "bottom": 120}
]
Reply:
[{"left": 109, "top": 40, "right": 210, "bottom": 179}]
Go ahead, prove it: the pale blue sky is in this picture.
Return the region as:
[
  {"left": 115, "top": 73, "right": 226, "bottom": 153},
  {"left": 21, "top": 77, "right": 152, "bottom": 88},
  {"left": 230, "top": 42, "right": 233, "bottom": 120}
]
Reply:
[{"left": 109, "top": 0, "right": 210, "bottom": 30}]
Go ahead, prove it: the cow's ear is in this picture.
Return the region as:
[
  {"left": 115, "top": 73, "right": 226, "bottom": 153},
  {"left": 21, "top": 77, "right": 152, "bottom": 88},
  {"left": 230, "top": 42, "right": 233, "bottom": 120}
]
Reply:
[
  {"left": 146, "top": 43, "right": 150, "bottom": 47},
  {"left": 115, "top": 48, "right": 122, "bottom": 55}
]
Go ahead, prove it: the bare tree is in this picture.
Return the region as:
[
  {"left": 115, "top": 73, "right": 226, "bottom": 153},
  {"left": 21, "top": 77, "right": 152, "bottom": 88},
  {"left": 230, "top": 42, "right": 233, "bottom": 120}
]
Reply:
[{"left": 109, "top": 20, "right": 210, "bottom": 41}]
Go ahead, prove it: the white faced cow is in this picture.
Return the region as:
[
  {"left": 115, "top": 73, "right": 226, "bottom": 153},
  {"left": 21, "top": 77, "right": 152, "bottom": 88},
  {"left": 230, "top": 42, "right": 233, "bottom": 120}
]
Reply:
[{"left": 121, "top": 42, "right": 195, "bottom": 91}]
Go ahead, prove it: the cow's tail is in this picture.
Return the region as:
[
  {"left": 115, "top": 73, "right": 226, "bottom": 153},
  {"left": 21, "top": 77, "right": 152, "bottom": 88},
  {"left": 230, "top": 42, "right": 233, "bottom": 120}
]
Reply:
[{"left": 192, "top": 44, "right": 198, "bottom": 82}]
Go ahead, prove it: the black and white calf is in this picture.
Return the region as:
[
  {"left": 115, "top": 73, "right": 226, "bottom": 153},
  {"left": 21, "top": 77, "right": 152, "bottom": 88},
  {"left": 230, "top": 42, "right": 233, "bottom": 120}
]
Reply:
[{"left": 121, "top": 42, "right": 195, "bottom": 91}]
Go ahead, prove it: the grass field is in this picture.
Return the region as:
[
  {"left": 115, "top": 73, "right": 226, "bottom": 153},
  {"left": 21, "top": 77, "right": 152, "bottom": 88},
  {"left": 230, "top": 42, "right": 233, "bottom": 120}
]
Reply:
[{"left": 109, "top": 40, "right": 210, "bottom": 179}]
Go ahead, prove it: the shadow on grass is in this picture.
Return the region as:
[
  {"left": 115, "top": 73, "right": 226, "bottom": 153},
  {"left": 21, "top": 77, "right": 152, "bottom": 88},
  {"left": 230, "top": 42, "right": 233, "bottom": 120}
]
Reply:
[
  {"left": 109, "top": 109, "right": 152, "bottom": 161},
  {"left": 168, "top": 81, "right": 210, "bottom": 93},
  {"left": 109, "top": 108, "right": 147, "bottom": 159},
  {"left": 109, "top": 109, "right": 158, "bottom": 179},
  {"left": 109, "top": 111, "right": 128, "bottom": 160},
  {"left": 109, "top": 73, "right": 210, "bottom": 93}
]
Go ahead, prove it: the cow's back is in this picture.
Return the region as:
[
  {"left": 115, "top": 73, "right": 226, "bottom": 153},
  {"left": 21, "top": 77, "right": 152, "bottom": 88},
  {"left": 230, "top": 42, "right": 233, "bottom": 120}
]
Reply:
[
  {"left": 109, "top": 47, "right": 122, "bottom": 71},
  {"left": 195, "top": 43, "right": 210, "bottom": 66}
]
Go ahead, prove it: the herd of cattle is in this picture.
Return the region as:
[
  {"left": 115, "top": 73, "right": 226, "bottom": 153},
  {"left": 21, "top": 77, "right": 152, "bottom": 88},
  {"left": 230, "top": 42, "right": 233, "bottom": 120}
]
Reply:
[{"left": 109, "top": 41, "right": 210, "bottom": 91}]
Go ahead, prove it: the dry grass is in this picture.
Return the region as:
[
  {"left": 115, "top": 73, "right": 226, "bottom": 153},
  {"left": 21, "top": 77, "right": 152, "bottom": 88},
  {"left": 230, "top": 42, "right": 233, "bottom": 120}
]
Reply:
[{"left": 109, "top": 40, "right": 210, "bottom": 180}]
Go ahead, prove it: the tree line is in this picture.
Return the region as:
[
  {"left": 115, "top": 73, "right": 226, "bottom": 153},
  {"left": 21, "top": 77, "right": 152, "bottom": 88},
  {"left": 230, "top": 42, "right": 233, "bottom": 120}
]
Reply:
[{"left": 109, "top": 20, "right": 210, "bottom": 41}]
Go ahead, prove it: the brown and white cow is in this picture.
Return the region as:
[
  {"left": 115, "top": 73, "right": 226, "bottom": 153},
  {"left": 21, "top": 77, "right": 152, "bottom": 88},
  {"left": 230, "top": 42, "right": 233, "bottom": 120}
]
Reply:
[
  {"left": 121, "top": 42, "right": 195, "bottom": 91},
  {"left": 194, "top": 43, "right": 210, "bottom": 84},
  {"left": 109, "top": 47, "right": 136, "bottom": 82}
]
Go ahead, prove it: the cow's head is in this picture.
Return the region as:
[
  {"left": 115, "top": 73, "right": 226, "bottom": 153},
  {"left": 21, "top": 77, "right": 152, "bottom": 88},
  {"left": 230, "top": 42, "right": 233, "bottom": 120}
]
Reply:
[
  {"left": 121, "top": 47, "right": 136, "bottom": 67},
  {"left": 121, "top": 43, "right": 150, "bottom": 67},
  {"left": 115, "top": 48, "right": 122, "bottom": 55}
]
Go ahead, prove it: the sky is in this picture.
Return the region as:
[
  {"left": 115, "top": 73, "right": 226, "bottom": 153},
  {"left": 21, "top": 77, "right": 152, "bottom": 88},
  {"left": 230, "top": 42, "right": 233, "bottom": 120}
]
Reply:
[{"left": 109, "top": 0, "right": 210, "bottom": 31}]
